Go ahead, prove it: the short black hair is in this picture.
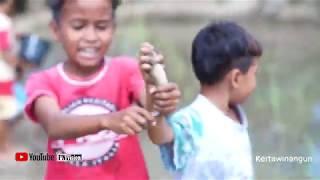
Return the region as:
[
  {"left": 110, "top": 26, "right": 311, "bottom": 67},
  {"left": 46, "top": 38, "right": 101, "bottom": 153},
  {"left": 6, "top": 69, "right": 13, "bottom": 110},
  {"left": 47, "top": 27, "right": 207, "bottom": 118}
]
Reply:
[
  {"left": 191, "top": 21, "right": 262, "bottom": 85},
  {"left": 47, "top": 0, "right": 121, "bottom": 22}
]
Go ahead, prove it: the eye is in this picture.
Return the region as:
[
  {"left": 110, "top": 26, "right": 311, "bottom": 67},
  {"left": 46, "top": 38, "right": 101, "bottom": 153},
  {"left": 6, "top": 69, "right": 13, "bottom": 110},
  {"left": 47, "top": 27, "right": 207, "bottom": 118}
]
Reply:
[
  {"left": 70, "top": 20, "right": 86, "bottom": 30},
  {"left": 95, "top": 21, "right": 112, "bottom": 31}
]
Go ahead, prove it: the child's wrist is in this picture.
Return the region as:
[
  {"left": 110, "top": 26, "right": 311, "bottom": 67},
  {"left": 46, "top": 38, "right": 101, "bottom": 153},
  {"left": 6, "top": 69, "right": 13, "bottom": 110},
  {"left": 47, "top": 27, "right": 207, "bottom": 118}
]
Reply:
[
  {"left": 148, "top": 116, "right": 166, "bottom": 127},
  {"left": 99, "top": 115, "right": 110, "bottom": 131}
]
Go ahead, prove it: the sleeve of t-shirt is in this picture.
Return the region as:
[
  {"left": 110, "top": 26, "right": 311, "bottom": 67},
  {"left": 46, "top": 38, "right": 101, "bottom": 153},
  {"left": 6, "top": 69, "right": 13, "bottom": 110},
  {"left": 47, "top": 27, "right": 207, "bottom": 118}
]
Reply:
[
  {"left": 122, "top": 57, "right": 145, "bottom": 102},
  {"left": 24, "top": 72, "right": 57, "bottom": 122},
  {"left": 159, "top": 108, "right": 203, "bottom": 173}
]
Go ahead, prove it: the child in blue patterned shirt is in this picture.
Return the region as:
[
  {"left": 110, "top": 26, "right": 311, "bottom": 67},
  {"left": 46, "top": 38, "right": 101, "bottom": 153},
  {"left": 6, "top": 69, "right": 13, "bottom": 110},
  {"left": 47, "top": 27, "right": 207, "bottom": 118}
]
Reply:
[{"left": 148, "top": 21, "right": 263, "bottom": 180}]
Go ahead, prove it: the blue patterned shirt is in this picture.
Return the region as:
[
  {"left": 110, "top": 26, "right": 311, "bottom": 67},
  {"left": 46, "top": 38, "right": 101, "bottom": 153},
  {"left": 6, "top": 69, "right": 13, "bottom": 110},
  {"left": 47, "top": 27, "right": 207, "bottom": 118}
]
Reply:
[{"left": 160, "top": 95, "right": 253, "bottom": 180}]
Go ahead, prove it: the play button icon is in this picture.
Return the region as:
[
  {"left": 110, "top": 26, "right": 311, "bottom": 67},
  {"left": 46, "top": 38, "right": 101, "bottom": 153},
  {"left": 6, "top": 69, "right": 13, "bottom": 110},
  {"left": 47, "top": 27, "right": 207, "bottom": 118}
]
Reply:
[{"left": 15, "top": 152, "right": 28, "bottom": 161}]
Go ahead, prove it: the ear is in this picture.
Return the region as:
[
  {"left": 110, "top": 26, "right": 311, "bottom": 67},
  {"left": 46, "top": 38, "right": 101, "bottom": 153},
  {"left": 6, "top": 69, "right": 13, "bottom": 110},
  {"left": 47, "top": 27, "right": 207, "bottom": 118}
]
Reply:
[
  {"left": 49, "top": 20, "right": 61, "bottom": 42},
  {"left": 229, "top": 69, "right": 242, "bottom": 89}
]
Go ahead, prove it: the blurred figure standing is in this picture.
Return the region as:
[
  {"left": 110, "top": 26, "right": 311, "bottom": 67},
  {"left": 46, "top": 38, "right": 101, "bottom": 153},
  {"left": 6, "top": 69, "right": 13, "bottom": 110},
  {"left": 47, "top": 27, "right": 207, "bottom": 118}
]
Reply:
[{"left": 0, "top": 0, "right": 19, "bottom": 159}]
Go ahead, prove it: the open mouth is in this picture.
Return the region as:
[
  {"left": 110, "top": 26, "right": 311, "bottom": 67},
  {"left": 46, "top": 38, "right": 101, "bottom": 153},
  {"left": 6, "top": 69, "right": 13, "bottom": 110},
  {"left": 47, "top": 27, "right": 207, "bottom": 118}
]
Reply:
[{"left": 78, "top": 47, "right": 100, "bottom": 60}]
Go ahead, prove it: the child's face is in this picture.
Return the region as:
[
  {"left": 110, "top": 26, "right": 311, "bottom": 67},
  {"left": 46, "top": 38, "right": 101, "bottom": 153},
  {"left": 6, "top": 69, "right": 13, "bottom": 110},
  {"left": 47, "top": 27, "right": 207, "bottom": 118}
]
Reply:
[
  {"left": 52, "top": 0, "right": 115, "bottom": 69},
  {"left": 230, "top": 58, "right": 259, "bottom": 104}
]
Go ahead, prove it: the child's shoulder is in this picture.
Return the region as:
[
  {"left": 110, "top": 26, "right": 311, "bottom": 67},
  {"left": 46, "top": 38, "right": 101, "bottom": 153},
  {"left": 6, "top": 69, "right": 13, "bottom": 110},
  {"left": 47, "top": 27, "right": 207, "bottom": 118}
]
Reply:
[
  {"left": 167, "top": 102, "right": 204, "bottom": 141},
  {"left": 171, "top": 105, "right": 195, "bottom": 118},
  {"left": 110, "top": 56, "right": 139, "bottom": 68},
  {"left": 27, "top": 65, "right": 59, "bottom": 83},
  {"left": 107, "top": 56, "right": 141, "bottom": 77},
  {"left": 169, "top": 103, "right": 201, "bottom": 126}
]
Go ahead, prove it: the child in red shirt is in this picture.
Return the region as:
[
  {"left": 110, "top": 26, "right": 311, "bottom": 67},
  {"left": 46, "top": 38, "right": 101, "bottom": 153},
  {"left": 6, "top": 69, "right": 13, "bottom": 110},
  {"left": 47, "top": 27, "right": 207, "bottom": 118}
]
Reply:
[{"left": 24, "top": 0, "right": 180, "bottom": 179}]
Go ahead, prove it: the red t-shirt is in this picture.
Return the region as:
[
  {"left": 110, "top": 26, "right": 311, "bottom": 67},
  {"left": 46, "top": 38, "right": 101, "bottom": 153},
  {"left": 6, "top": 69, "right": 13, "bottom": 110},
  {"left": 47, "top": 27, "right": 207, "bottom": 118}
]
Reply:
[{"left": 25, "top": 57, "right": 149, "bottom": 180}]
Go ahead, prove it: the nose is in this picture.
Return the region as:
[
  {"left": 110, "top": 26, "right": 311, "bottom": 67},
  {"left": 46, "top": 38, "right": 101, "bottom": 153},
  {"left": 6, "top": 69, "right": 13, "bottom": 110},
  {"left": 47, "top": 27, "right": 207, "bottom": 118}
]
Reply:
[{"left": 83, "top": 26, "right": 98, "bottom": 43}]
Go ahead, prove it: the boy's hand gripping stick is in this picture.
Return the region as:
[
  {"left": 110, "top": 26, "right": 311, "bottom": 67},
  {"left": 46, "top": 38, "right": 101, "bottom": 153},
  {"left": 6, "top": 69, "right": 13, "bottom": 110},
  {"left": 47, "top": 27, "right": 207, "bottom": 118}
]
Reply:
[{"left": 146, "top": 50, "right": 168, "bottom": 125}]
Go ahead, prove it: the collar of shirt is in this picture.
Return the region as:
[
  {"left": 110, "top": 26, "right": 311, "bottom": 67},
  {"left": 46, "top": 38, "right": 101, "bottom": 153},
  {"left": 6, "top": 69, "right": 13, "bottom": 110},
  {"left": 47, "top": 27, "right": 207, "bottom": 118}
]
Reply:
[{"left": 191, "top": 94, "right": 249, "bottom": 129}]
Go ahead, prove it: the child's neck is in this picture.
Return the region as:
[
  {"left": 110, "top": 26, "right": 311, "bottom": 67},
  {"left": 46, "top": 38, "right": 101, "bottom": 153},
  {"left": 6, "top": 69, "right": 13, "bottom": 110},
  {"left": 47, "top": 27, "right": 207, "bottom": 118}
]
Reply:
[
  {"left": 200, "top": 84, "right": 241, "bottom": 123},
  {"left": 63, "top": 61, "right": 104, "bottom": 80},
  {"left": 200, "top": 84, "right": 229, "bottom": 113}
]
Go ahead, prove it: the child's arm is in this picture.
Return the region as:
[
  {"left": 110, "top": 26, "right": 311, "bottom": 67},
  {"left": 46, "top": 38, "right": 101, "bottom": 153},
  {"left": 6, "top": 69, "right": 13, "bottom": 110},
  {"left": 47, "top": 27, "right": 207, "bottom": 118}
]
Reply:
[
  {"left": 146, "top": 84, "right": 182, "bottom": 144},
  {"left": 147, "top": 117, "right": 174, "bottom": 145},
  {"left": 137, "top": 84, "right": 177, "bottom": 144},
  {"left": 34, "top": 96, "right": 154, "bottom": 140},
  {"left": 138, "top": 43, "right": 180, "bottom": 144},
  {"left": 0, "top": 51, "right": 18, "bottom": 67},
  {"left": 0, "top": 24, "right": 18, "bottom": 67}
]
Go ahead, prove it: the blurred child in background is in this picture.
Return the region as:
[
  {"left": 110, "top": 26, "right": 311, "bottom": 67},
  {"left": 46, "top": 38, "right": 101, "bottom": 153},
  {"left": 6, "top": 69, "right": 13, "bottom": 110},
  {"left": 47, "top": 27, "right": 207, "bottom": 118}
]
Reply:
[{"left": 0, "top": 0, "right": 19, "bottom": 159}]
